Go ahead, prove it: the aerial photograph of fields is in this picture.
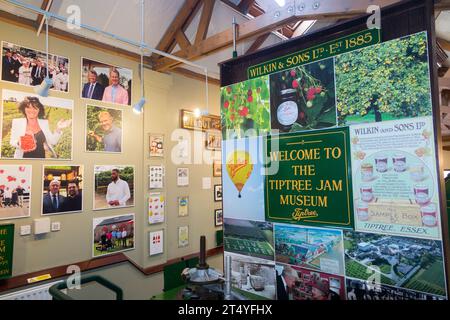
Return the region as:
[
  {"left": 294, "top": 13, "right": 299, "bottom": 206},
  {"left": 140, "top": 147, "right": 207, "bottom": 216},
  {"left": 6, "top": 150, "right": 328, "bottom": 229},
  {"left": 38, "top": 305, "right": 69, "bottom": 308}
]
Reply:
[{"left": 344, "top": 231, "right": 447, "bottom": 297}]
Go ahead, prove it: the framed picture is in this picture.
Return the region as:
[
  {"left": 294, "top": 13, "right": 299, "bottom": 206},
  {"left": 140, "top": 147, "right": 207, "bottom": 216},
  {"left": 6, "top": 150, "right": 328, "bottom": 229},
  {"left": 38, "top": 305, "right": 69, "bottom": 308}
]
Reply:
[
  {"left": 93, "top": 165, "right": 135, "bottom": 210},
  {"left": 205, "top": 130, "right": 222, "bottom": 151},
  {"left": 81, "top": 57, "right": 132, "bottom": 106},
  {"left": 149, "top": 165, "right": 164, "bottom": 189},
  {"left": 180, "top": 109, "right": 221, "bottom": 131},
  {"left": 92, "top": 214, "right": 135, "bottom": 257},
  {"left": 149, "top": 230, "right": 164, "bottom": 256},
  {"left": 215, "top": 209, "right": 223, "bottom": 227},
  {"left": 213, "top": 160, "right": 222, "bottom": 177},
  {"left": 0, "top": 165, "right": 32, "bottom": 220},
  {"left": 178, "top": 196, "right": 189, "bottom": 217},
  {"left": 85, "top": 104, "right": 123, "bottom": 153},
  {"left": 42, "top": 165, "right": 84, "bottom": 215},
  {"left": 148, "top": 192, "right": 165, "bottom": 225},
  {"left": 214, "top": 185, "right": 223, "bottom": 202},
  {"left": 1, "top": 41, "right": 70, "bottom": 92},
  {"left": 177, "top": 168, "right": 189, "bottom": 187},
  {"left": 149, "top": 133, "right": 164, "bottom": 157},
  {"left": 178, "top": 225, "right": 189, "bottom": 247},
  {"left": 1, "top": 89, "right": 73, "bottom": 160}
]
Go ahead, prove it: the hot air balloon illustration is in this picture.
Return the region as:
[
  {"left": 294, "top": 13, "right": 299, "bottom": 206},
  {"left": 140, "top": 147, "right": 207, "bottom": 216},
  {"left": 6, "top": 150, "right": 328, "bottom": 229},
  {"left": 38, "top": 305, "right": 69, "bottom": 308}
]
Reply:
[{"left": 226, "top": 150, "right": 254, "bottom": 198}]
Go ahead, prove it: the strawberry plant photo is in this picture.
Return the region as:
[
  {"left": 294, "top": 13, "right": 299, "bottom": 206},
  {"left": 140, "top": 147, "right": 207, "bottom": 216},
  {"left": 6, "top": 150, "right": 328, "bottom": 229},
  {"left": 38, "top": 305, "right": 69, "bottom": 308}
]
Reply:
[
  {"left": 221, "top": 77, "right": 270, "bottom": 140},
  {"left": 269, "top": 57, "right": 336, "bottom": 133},
  {"left": 335, "top": 32, "right": 432, "bottom": 126}
]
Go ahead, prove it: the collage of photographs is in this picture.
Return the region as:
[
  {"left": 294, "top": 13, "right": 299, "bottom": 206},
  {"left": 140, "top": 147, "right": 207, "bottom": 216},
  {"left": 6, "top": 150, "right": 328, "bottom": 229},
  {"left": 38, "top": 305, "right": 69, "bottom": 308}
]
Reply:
[
  {"left": 0, "top": 41, "right": 136, "bottom": 259},
  {"left": 220, "top": 31, "right": 448, "bottom": 300}
]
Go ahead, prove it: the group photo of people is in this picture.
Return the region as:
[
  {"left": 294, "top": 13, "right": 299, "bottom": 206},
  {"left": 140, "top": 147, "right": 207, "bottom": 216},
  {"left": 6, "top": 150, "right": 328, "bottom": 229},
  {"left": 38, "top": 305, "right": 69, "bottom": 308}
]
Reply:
[
  {"left": 42, "top": 166, "right": 83, "bottom": 215},
  {"left": 92, "top": 214, "right": 135, "bottom": 257},
  {"left": 0, "top": 165, "right": 32, "bottom": 220},
  {"left": 94, "top": 165, "right": 134, "bottom": 210},
  {"left": 81, "top": 58, "right": 133, "bottom": 106},
  {"left": 1, "top": 89, "right": 73, "bottom": 160},
  {"left": 1, "top": 41, "right": 69, "bottom": 92},
  {"left": 86, "top": 105, "right": 123, "bottom": 153}
]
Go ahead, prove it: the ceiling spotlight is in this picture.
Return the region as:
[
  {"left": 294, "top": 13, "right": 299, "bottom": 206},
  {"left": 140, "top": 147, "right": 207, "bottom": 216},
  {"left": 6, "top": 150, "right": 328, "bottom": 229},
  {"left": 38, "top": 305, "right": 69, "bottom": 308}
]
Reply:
[{"left": 133, "top": 97, "right": 146, "bottom": 114}]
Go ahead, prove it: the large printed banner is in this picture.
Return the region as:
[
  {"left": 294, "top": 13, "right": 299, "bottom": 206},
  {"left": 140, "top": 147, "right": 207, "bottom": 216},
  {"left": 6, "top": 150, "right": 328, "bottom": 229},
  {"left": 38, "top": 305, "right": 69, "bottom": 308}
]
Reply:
[
  {"left": 265, "top": 127, "right": 353, "bottom": 228},
  {"left": 350, "top": 116, "right": 441, "bottom": 239},
  {"left": 0, "top": 224, "right": 14, "bottom": 279}
]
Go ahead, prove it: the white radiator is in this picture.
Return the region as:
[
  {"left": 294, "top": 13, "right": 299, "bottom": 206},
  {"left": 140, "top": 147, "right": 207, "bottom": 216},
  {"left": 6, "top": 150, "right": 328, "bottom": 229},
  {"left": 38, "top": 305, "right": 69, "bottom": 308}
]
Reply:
[{"left": 0, "top": 281, "right": 63, "bottom": 300}]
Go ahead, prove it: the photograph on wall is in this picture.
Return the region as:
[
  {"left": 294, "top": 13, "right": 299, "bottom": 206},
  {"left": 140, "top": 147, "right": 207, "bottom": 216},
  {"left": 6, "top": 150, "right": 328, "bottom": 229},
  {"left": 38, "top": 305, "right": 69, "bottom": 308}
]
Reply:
[
  {"left": 148, "top": 192, "right": 165, "bottom": 225},
  {"left": 149, "top": 165, "right": 164, "bottom": 189},
  {"left": 42, "top": 165, "right": 83, "bottom": 215},
  {"left": 221, "top": 76, "right": 271, "bottom": 140},
  {"left": 269, "top": 57, "right": 336, "bottom": 133},
  {"left": 205, "top": 130, "right": 222, "bottom": 151},
  {"left": 276, "top": 263, "right": 346, "bottom": 300},
  {"left": 346, "top": 278, "right": 445, "bottom": 300},
  {"left": 178, "top": 225, "right": 189, "bottom": 247},
  {"left": 178, "top": 196, "right": 189, "bottom": 217},
  {"left": 222, "top": 136, "right": 265, "bottom": 221},
  {"left": 274, "top": 224, "right": 345, "bottom": 276},
  {"left": 85, "top": 105, "right": 122, "bottom": 153},
  {"left": 0, "top": 165, "right": 31, "bottom": 220},
  {"left": 149, "top": 133, "right": 164, "bottom": 157},
  {"left": 177, "top": 167, "right": 189, "bottom": 187},
  {"left": 92, "top": 214, "right": 135, "bottom": 257},
  {"left": 1, "top": 41, "right": 69, "bottom": 92},
  {"left": 344, "top": 230, "right": 447, "bottom": 297},
  {"left": 215, "top": 209, "right": 223, "bottom": 227},
  {"left": 224, "top": 218, "right": 274, "bottom": 261},
  {"left": 93, "top": 165, "right": 134, "bottom": 210},
  {"left": 335, "top": 32, "right": 432, "bottom": 126},
  {"left": 213, "top": 160, "right": 222, "bottom": 177},
  {"left": 214, "top": 184, "right": 222, "bottom": 202},
  {"left": 149, "top": 230, "right": 164, "bottom": 256},
  {"left": 81, "top": 58, "right": 132, "bottom": 106},
  {"left": 350, "top": 116, "right": 442, "bottom": 239},
  {"left": 1, "top": 89, "right": 73, "bottom": 160},
  {"left": 225, "top": 251, "right": 276, "bottom": 300}
]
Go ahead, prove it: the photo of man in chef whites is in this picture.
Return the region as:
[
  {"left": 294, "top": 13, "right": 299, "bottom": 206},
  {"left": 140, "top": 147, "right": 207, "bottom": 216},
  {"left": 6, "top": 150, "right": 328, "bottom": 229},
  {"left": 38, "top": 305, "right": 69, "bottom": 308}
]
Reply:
[{"left": 93, "top": 165, "right": 134, "bottom": 210}]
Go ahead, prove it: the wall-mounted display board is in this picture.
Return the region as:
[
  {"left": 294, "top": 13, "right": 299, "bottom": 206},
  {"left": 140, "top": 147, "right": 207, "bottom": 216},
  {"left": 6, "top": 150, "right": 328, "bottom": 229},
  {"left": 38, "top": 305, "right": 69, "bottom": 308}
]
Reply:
[
  {"left": 219, "top": 0, "right": 449, "bottom": 300},
  {"left": 0, "top": 224, "right": 14, "bottom": 279}
]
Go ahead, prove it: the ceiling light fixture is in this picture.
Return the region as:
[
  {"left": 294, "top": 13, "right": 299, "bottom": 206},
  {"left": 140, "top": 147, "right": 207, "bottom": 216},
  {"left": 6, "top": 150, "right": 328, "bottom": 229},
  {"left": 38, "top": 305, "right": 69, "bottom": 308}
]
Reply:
[{"left": 34, "top": 14, "right": 52, "bottom": 97}]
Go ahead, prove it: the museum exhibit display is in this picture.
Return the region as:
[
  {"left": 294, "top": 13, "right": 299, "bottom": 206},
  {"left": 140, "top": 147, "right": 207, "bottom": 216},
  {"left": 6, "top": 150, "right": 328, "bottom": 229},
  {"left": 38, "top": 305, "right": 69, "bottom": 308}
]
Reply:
[{"left": 0, "top": 0, "right": 449, "bottom": 306}]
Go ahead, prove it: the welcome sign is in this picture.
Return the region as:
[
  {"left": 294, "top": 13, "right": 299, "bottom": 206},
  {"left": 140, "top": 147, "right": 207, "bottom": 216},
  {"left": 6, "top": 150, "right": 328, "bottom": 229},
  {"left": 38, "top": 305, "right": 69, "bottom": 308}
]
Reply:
[
  {"left": 265, "top": 127, "right": 353, "bottom": 228},
  {"left": 0, "top": 224, "right": 14, "bottom": 279}
]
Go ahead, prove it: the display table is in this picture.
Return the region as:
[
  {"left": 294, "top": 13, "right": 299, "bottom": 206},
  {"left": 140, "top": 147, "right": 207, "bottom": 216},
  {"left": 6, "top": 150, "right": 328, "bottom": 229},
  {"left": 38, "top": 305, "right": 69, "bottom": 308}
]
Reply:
[{"left": 150, "top": 285, "right": 186, "bottom": 300}]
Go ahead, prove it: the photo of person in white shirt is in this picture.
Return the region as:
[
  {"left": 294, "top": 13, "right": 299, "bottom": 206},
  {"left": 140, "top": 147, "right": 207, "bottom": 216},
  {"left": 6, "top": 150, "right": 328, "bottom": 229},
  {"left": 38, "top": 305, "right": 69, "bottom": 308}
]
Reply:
[
  {"left": 94, "top": 166, "right": 134, "bottom": 210},
  {"left": 106, "top": 169, "right": 130, "bottom": 207}
]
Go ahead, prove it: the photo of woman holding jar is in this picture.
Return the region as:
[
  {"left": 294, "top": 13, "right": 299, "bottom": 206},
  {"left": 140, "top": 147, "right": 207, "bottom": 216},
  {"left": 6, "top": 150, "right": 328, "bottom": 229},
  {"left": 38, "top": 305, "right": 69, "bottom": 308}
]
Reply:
[{"left": 1, "top": 89, "right": 73, "bottom": 160}]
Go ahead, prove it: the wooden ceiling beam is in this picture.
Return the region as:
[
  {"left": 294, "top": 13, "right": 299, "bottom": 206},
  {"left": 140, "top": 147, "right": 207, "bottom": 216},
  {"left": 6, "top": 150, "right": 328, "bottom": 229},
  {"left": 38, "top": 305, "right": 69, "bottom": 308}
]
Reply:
[
  {"left": 195, "top": 0, "right": 215, "bottom": 45},
  {"left": 238, "top": 0, "right": 256, "bottom": 14},
  {"left": 175, "top": 30, "right": 192, "bottom": 52},
  {"left": 152, "top": 0, "right": 202, "bottom": 58},
  {"left": 154, "top": 0, "right": 400, "bottom": 72},
  {"left": 245, "top": 32, "right": 270, "bottom": 55},
  {"left": 153, "top": 4, "right": 300, "bottom": 71},
  {"left": 438, "top": 38, "right": 450, "bottom": 52},
  {"left": 36, "top": 0, "right": 53, "bottom": 36}
]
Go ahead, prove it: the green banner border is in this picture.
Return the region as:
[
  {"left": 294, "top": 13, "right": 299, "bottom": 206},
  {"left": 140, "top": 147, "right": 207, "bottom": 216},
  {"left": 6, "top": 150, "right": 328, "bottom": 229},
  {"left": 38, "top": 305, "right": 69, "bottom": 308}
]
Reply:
[
  {"left": 0, "top": 224, "right": 14, "bottom": 280},
  {"left": 247, "top": 28, "right": 381, "bottom": 79}
]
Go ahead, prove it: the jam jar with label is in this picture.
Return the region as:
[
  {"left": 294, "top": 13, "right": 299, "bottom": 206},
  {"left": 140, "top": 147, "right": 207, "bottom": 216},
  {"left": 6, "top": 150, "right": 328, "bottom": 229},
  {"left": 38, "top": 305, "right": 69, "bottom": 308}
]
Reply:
[{"left": 276, "top": 89, "right": 301, "bottom": 131}]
